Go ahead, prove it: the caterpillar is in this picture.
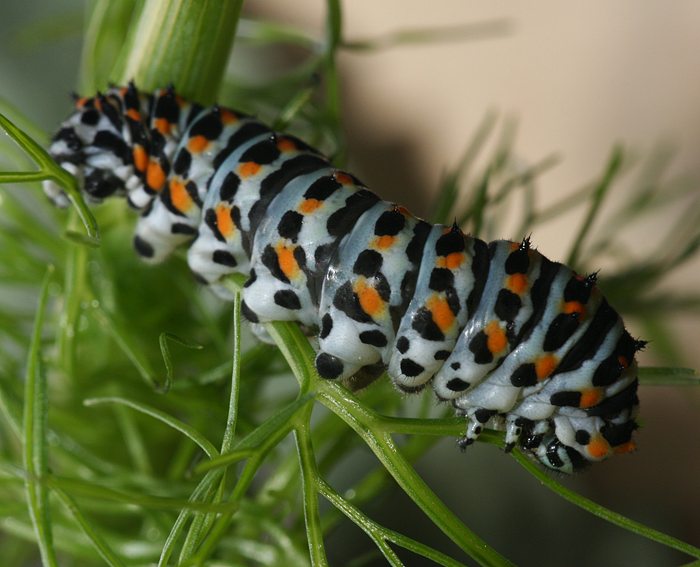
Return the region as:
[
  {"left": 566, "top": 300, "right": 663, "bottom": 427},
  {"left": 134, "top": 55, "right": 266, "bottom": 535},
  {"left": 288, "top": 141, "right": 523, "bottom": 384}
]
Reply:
[{"left": 44, "top": 83, "right": 642, "bottom": 473}]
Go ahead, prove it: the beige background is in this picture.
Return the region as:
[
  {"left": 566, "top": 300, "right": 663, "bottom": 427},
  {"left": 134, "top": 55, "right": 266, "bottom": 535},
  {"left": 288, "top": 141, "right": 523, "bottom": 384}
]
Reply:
[{"left": 250, "top": 1, "right": 700, "bottom": 371}]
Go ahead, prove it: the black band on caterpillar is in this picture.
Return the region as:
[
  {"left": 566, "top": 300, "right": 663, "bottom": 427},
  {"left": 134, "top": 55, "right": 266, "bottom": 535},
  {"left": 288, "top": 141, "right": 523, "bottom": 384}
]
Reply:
[{"left": 44, "top": 83, "right": 641, "bottom": 472}]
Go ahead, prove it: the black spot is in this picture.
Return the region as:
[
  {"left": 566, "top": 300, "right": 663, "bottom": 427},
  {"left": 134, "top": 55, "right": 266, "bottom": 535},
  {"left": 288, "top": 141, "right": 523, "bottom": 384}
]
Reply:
[
  {"left": 80, "top": 109, "right": 100, "bottom": 125},
  {"left": 400, "top": 358, "right": 424, "bottom": 377},
  {"left": 549, "top": 391, "right": 582, "bottom": 407},
  {"left": 563, "top": 275, "right": 594, "bottom": 304},
  {"left": 171, "top": 222, "right": 197, "bottom": 235},
  {"left": 320, "top": 314, "right": 333, "bottom": 339},
  {"left": 213, "top": 122, "right": 270, "bottom": 169},
  {"left": 450, "top": 362, "right": 461, "bottom": 370},
  {"left": 411, "top": 308, "right": 444, "bottom": 341},
  {"left": 547, "top": 298, "right": 617, "bottom": 376},
  {"left": 205, "top": 209, "right": 225, "bottom": 242},
  {"left": 353, "top": 250, "right": 383, "bottom": 277},
  {"left": 315, "top": 353, "right": 344, "bottom": 379},
  {"left": 510, "top": 363, "right": 538, "bottom": 387},
  {"left": 359, "top": 330, "right": 388, "bottom": 347},
  {"left": 219, "top": 171, "right": 241, "bottom": 201},
  {"left": 586, "top": 380, "right": 639, "bottom": 418},
  {"left": 240, "top": 138, "right": 281, "bottom": 165},
  {"left": 575, "top": 430, "right": 591, "bottom": 445},
  {"left": 189, "top": 111, "right": 223, "bottom": 139},
  {"left": 565, "top": 447, "right": 588, "bottom": 470},
  {"left": 274, "top": 290, "right": 301, "bottom": 310},
  {"left": 374, "top": 208, "right": 405, "bottom": 236},
  {"left": 435, "top": 226, "right": 465, "bottom": 256},
  {"left": 429, "top": 268, "right": 453, "bottom": 292},
  {"left": 278, "top": 210, "right": 304, "bottom": 241},
  {"left": 304, "top": 176, "right": 340, "bottom": 200},
  {"left": 133, "top": 235, "right": 154, "bottom": 258},
  {"left": 406, "top": 221, "right": 431, "bottom": 264},
  {"left": 212, "top": 250, "right": 237, "bottom": 267},
  {"left": 173, "top": 149, "right": 192, "bottom": 175},
  {"left": 474, "top": 409, "right": 496, "bottom": 423},
  {"left": 153, "top": 90, "right": 180, "bottom": 122},
  {"left": 505, "top": 246, "right": 530, "bottom": 274},
  {"left": 592, "top": 356, "right": 623, "bottom": 387},
  {"left": 601, "top": 420, "right": 636, "bottom": 447},
  {"left": 248, "top": 155, "right": 328, "bottom": 237},
  {"left": 332, "top": 282, "right": 374, "bottom": 324},
  {"left": 326, "top": 190, "right": 380, "bottom": 238},
  {"left": 396, "top": 336, "right": 410, "bottom": 353},
  {"left": 468, "top": 332, "right": 493, "bottom": 364},
  {"left": 434, "top": 350, "right": 451, "bottom": 360},
  {"left": 54, "top": 127, "right": 82, "bottom": 153},
  {"left": 93, "top": 130, "right": 130, "bottom": 162},
  {"left": 240, "top": 300, "right": 259, "bottom": 322},
  {"left": 446, "top": 378, "right": 469, "bottom": 392},
  {"left": 513, "top": 259, "right": 559, "bottom": 346},
  {"left": 261, "top": 244, "right": 290, "bottom": 283},
  {"left": 245, "top": 269, "right": 257, "bottom": 287},
  {"left": 543, "top": 313, "right": 580, "bottom": 352},
  {"left": 466, "top": 238, "right": 490, "bottom": 318},
  {"left": 494, "top": 289, "right": 521, "bottom": 323}
]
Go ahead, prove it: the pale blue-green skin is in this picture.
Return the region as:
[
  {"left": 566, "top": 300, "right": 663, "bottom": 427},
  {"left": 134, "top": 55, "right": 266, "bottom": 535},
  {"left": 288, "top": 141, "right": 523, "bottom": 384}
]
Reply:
[{"left": 43, "top": 85, "right": 639, "bottom": 472}]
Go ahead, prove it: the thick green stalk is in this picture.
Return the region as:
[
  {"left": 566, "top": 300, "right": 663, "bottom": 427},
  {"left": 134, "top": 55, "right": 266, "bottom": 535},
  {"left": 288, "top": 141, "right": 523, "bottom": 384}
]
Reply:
[{"left": 112, "top": 0, "right": 244, "bottom": 103}]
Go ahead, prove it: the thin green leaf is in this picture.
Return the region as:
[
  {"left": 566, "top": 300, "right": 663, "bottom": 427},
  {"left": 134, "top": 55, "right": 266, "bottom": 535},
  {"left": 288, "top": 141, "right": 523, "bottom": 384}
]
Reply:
[{"left": 22, "top": 266, "right": 58, "bottom": 567}]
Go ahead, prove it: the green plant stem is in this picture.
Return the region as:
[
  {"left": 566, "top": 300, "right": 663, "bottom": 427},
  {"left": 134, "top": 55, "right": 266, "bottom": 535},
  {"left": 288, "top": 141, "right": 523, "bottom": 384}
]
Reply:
[
  {"left": 294, "top": 413, "right": 329, "bottom": 566},
  {"left": 112, "top": 0, "right": 244, "bottom": 103},
  {"left": 22, "top": 266, "right": 58, "bottom": 567}
]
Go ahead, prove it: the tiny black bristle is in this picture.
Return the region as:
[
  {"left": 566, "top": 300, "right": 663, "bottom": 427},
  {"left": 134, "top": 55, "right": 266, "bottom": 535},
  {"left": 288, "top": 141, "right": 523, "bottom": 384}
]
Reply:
[
  {"left": 520, "top": 235, "right": 532, "bottom": 251},
  {"left": 634, "top": 339, "right": 648, "bottom": 352},
  {"left": 69, "top": 91, "right": 79, "bottom": 101},
  {"left": 585, "top": 270, "right": 599, "bottom": 286}
]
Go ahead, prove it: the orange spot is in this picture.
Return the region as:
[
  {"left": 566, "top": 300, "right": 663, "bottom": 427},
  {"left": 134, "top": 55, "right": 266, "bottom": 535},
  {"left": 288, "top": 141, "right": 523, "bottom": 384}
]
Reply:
[
  {"left": 355, "top": 279, "right": 384, "bottom": 317},
  {"left": 219, "top": 109, "right": 238, "bottom": 124},
  {"left": 614, "top": 440, "right": 636, "bottom": 455},
  {"left": 374, "top": 235, "right": 396, "bottom": 249},
  {"left": 586, "top": 436, "right": 611, "bottom": 459},
  {"left": 535, "top": 354, "right": 557, "bottom": 380},
  {"left": 216, "top": 203, "right": 234, "bottom": 238},
  {"left": 427, "top": 295, "right": 455, "bottom": 333},
  {"left": 510, "top": 241, "right": 520, "bottom": 251},
  {"left": 395, "top": 206, "right": 410, "bottom": 216},
  {"left": 76, "top": 97, "right": 88, "bottom": 108},
  {"left": 444, "top": 252, "right": 464, "bottom": 270},
  {"left": 132, "top": 145, "right": 148, "bottom": 172},
  {"left": 334, "top": 172, "right": 353, "bottom": 185},
  {"left": 618, "top": 355, "right": 629, "bottom": 368},
  {"left": 126, "top": 108, "right": 141, "bottom": 122},
  {"left": 299, "top": 199, "right": 322, "bottom": 214},
  {"left": 146, "top": 161, "right": 166, "bottom": 191},
  {"left": 277, "top": 137, "right": 297, "bottom": 152},
  {"left": 507, "top": 273, "right": 528, "bottom": 295},
  {"left": 238, "top": 162, "right": 261, "bottom": 178},
  {"left": 276, "top": 243, "right": 300, "bottom": 280},
  {"left": 94, "top": 97, "right": 103, "bottom": 111},
  {"left": 187, "top": 135, "right": 209, "bottom": 153},
  {"left": 486, "top": 321, "right": 507, "bottom": 355},
  {"left": 154, "top": 118, "right": 171, "bottom": 135},
  {"left": 563, "top": 301, "right": 585, "bottom": 316},
  {"left": 579, "top": 388, "right": 602, "bottom": 409},
  {"left": 169, "top": 179, "right": 193, "bottom": 213}
]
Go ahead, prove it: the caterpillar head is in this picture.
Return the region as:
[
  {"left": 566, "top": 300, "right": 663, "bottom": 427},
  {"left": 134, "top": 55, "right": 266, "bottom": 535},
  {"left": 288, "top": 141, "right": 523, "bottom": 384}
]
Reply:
[{"left": 44, "top": 88, "right": 144, "bottom": 207}]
